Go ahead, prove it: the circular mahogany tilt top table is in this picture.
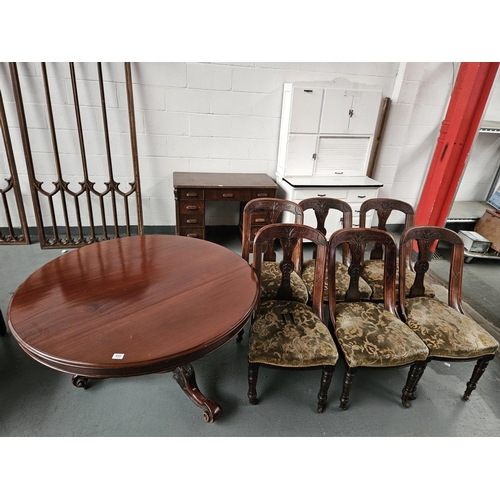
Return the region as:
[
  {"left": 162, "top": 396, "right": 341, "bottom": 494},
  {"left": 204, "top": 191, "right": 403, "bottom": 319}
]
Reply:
[{"left": 8, "top": 235, "right": 258, "bottom": 423}]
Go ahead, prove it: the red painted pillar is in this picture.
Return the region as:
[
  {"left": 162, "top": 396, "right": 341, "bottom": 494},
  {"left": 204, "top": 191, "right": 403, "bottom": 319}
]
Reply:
[{"left": 415, "top": 62, "right": 499, "bottom": 228}]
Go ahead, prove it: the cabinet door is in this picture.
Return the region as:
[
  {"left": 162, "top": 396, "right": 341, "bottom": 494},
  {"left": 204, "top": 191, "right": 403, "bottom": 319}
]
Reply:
[
  {"left": 319, "top": 89, "right": 352, "bottom": 134},
  {"left": 349, "top": 91, "right": 382, "bottom": 134},
  {"left": 285, "top": 134, "right": 317, "bottom": 176},
  {"left": 289, "top": 87, "right": 323, "bottom": 133}
]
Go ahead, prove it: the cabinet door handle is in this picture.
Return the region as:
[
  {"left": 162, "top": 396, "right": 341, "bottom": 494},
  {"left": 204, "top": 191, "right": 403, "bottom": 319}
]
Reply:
[
  {"left": 357, "top": 195, "right": 366, "bottom": 199},
  {"left": 335, "top": 171, "right": 344, "bottom": 175},
  {"left": 304, "top": 89, "right": 313, "bottom": 93},
  {"left": 312, "top": 153, "right": 317, "bottom": 160},
  {"left": 222, "top": 193, "right": 234, "bottom": 198}
]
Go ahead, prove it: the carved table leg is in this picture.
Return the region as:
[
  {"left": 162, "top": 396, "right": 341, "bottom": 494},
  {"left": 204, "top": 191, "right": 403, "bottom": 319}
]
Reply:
[
  {"left": 173, "top": 364, "right": 223, "bottom": 423},
  {"left": 72, "top": 375, "right": 90, "bottom": 389}
]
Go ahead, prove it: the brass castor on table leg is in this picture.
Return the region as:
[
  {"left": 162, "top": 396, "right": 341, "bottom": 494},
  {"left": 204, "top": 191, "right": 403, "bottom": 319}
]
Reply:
[{"left": 72, "top": 375, "right": 90, "bottom": 389}]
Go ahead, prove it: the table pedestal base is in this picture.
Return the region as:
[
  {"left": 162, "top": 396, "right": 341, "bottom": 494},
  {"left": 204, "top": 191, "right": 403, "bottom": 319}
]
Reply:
[
  {"left": 70, "top": 363, "right": 223, "bottom": 423},
  {"left": 173, "top": 364, "right": 223, "bottom": 423}
]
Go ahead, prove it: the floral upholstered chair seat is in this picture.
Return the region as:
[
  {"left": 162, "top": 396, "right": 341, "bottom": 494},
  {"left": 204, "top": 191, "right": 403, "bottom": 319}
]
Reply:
[
  {"left": 248, "top": 300, "right": 339, "bottom": 368},
  {"left": 404, "top": 297, "right": 499, "bottom": 359},
  {"left": 362, "top": 260, "right": 435, "bottom": 302},
  {"left": 260, "top": 261, "right": 309, "bottom": 304},
  {"left": 302, "top": 259, "right": 372, "bottom": 302},
  {"left": 334, "top": 301, "right": 429, "bottom": 368}
]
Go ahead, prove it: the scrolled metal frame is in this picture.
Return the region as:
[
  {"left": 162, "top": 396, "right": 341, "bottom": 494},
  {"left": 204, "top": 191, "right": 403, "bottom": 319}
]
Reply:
[{"left": 9, "top": 62, "right": 143, "bottom": 249}]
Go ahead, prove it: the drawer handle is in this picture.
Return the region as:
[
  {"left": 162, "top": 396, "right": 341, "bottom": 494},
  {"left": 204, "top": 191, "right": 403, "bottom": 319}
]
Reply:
[
  {"left": 186, "top": 233, "right": 199, "bottom": 238},
  {"left": 256, "top": 192, "right": 268, "bottom": 197},
  {"left": 255, "top": 218, "right": 266, "bottom": 223},
  {"left": 335, "top": 171, "right": 344, "bottom": 175},
  {"left": 317, "top": 194, "right": 326, "bottom": 197},
  {"left": 187, "top": 219, "right": 198, "bottom": 224},
  {"left": 355, "top": 210, "right": 360, "bottom": 213},
  {"left": 186, "top": 192, "right": 198, "bottom": 197},
  {"left": 304, "top": 89, "right": 313, "bottom": 93},
  {"left": 186, "top": 206, "right": 198, "bottom": 210},
  {"left": 222, "top": 193, "right": 234, "bottom": 198},
  {"left": 357, "top": 195, "right": 366, "bottom": 199}
]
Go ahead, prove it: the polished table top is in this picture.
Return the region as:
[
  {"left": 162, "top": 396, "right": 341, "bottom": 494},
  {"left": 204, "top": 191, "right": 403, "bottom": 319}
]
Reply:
[{"left": 8, "top": 234, "right": 258, "bottom": 382}]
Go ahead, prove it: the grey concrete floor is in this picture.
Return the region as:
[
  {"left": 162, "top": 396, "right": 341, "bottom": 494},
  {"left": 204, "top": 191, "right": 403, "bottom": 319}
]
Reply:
[{"left": 1, "top": 228, "right": 500, "bottom": 438}]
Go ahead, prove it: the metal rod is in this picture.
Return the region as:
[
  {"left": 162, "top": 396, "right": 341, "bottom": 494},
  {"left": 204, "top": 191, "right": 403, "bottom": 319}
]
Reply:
[
  {"left": 48, "top": 194, "right": 60, "bottom": 243},
  {"left": 69, "top": 62, "right": 96, "bottom": 242},
  {"left": 125, "top": 62, "right": 144, "bottom": 235},
  {"left": 1, "top": 81, "right": 31, "bottom": 244},
  {"left": 1, "top": 189, "right": 15, "bottom": 238},
  {"left": 97, "top": 63, "right": 115, "bottom": 183},
  {"left": 41, "top": 63, "right": 72, "bottom": 242}
]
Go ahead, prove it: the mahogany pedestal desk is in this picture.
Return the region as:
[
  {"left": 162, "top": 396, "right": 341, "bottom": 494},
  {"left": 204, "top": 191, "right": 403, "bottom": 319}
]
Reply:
[
  {"left": 8, "top": 235, "right": 258, "bottom": 423},
  {"left": 173, "top": 172, "right": 278, "bottom": 239}
]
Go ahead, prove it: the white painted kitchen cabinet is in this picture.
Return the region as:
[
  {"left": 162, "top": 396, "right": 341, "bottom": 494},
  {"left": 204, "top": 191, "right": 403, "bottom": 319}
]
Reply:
[{"left": 276, "top": 82, "right": 384, "bottom": 237}]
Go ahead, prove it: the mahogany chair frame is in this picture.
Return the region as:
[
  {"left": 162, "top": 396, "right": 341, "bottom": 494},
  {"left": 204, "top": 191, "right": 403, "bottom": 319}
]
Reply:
[
  {"left": 328, "top": 228, "right": 427, "bottom": 409},
  {"left": 242, "top": 197, "right": 303, "bottom": 267},
  {"left": 238, "top": 198, "right": 304, "bottom": 342},
  {"left": 248, "top": 223, "right": 335, "bottom": 412},
  {"left": 398, "top": 226, "right": 497, "bottom": 402},
  {"left": 359, "top": 197, "right": 415, "bottom": 269},
  {"left": 298, "top": 197, "right": 353, "bottom": 263}
]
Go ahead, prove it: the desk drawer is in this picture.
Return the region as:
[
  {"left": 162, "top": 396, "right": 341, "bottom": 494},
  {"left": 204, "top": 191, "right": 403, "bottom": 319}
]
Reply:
[
  {"left": 177, "top": 188, "right": 205, "bottom": 200},
  {"left": 180, "top": 214, "right": 204, "bottom": 227},
  {"left": 179, "top": 201, "right": 205, "bottom": 215},
  {"left": 179, "top": 227, "right": 204, "bottom": 238},
  {"left": 251, "top": 188, "right": 277, "bottom": 199},
  {"left": 205, "top": 188, "right": 253, "bottom": 202}
]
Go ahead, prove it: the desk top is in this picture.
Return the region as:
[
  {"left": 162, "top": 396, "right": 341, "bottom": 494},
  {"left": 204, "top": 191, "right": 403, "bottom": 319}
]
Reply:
[
  {"left": 173, "top": 172, "right": 277, "bottom": 189},
  {"left": 8, "top": 235, "right": 258, "bottom": 378}
]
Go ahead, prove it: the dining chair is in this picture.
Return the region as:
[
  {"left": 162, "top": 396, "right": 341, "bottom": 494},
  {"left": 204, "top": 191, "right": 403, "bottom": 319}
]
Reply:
[
  {"left": 247, "top": 223, "right": 338, "bottom": 413},
  {"left": 241, "top": 198, "right": 309, "bottom": 305},
  {"left": 359, "top": 198, "right": 434, "bottom": 302},
  {"left": 1, "top": 310, "right": 6, "bottom": 336},
  {"left": 299, "top": 197, "right": 371, "bottom": 303},
  {"left": 328, "top": 228, "right": 429, "bottom": 410},
  {"left": 398, "top": 226, "right": 499, "bottom": 402}
]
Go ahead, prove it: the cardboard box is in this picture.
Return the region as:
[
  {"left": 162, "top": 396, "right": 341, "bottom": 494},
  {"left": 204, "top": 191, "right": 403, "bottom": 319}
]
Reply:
[
  {"left": 458, "top": 230, "right": 491, "bottom": 253},
  {"left": 474, "top": 209, "right": 500, "bottom": 253}
]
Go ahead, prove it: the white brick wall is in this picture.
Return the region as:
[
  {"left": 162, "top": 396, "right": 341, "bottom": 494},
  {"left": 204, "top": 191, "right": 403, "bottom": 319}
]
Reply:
[{"left": 1, "top": 61, "right": 500, "bottom": 232}]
